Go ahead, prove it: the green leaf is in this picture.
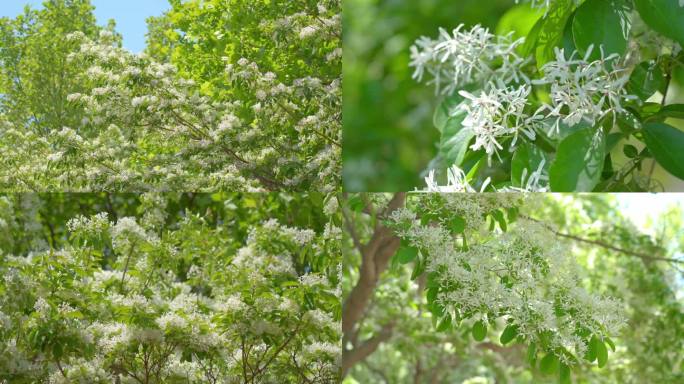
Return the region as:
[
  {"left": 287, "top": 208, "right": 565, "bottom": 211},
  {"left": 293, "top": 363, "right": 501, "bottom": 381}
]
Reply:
[
  {"left": 585, "top": 335, "right": 598, "bottom": 362},
  {"left": 440, "top": 110, "right": 475, "bottom": 167},
  {"left": 642, "top": 122, "right": 684, "bottom": 180},
  {"left": 395, "top": 244, "right": 418, "bottom": 264},
  {"left": 507, "top": 206, "right": 520, "bottom": 222},
  {"left": 347, "top": 195, "right": 365, "bottom": 212},
  {"left": 448, "top": 216, "right": 466, "bottom": 233},
  {"left": 511, "top": 142, "right": 549, "bottom": 187},
  {"left": 500, "top": 324, "right": 518, "bottom": 345},
  {"left": 437, "top": 313, "right": 452, "bottom": 332},
  {"left": 649, "top": 104, "right": 684, "bottom": 121},
  {"left": 496, "top": 4, "right": 544, "bottom": 40},
  {"left": 572, "top": 0, "right": 630, "bottom": 61},
  {"left": 522, "top": 16, "right": 544, "bottom": 57},
  {"left": 605, "top": 337, "right": 616, "bottom": 352},
  {"left": 426, "top": 286, "right": 438, "bottom": 304},
  {"left": 433, "top": 94, "right": 464, "bottom": 132},
  {"left": 472, "top": 320, "right": 487, "bottom": 341},
  {"left": 491, "top": 210, "right": 507, "bottom": 232},
  {"left": 596, "top": 339, "right": 609, "bottom": 368},
  {"left": 550, "top": 127, "right": 606, "bottom": 191},
  {"left": 527, "top": 342, "right": 537, "bottom": 367},
  {"left": 617, "top": 109, "right": 641, "bottom": 135},
  {"left": 606, "top": 132, "right": 623, "bottom": 153},
  {"left": 628, "top": 61, "right": 666, "bottom": 101},
  {"left": 540, "top": 353, "right": 559, "bottom": 375},
  {"left": 535, "top": 0, "right": 576, "bottom": 69},
  {"left": 635, "top": 0, "right": 684, "bottom": 47},
  {"left": 623, "top": 144, "right": 639, "bottom": 158},
  {"left": 559, "top": 363, "right": 571, "bottom": 384},
  {"left": 411, "top": 252, "right": 425, "bottom": 280}
]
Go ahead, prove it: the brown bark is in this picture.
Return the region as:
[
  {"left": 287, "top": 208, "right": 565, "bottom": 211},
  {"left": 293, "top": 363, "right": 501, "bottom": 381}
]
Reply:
[
  {"left": 342, "top": 193, "right": 406, "bottom": 336},
  {"left": 341, "top": 192, "right": 406, "bottom": 376},
  {"left": 341, "top": 323, "right": 394, "bottom": 376}
]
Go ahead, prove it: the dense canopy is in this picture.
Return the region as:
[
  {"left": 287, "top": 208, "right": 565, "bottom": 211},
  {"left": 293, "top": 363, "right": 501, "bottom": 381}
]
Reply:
[
  {"left": 0, "top": 0, "right": 341, "bottom": 192},
  {"left": 0, "top": 193, "right": 341, "bottom": 383}
]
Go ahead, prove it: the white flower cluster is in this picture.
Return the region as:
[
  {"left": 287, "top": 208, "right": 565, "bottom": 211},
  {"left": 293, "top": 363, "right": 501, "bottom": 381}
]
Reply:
[
  {"left": 534, "top": 46, "right": 634, "bottom": 134},
  {"left": 66, "top": 212, "right": 109, "bottom": 235},
  {"left": 0, "top": 1, "right": 341, "bottom": 192},
  {"left": 110, "top": 217, "right": 155, "bottom": 252},
  {"left": 412, "top": 24, "right": 640, "bottom": 178},
  {"left": 391, "top": 197, "right": 625, "bottom": 365},
  {"left": 424, "top": 165, "right": 490, "bottom": 193},
  {"left": 0, "top": 199, "right": 341, "bottom": 383},
  {"left": 409, "top": 25, "right": 529, "bottom": 95},
  {"left": 459, "top": 85, "right": 539, "bottom": 163},
  {"left": 424, "top": 163, "right": 548, "bottom": 192}
]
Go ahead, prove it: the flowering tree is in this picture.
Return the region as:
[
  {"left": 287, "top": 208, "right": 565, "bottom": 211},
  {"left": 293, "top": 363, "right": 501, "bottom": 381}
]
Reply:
[
  {"left": 0, "top": 193, "right": 341, "bottom": 383},
  {"left": 342, "top": 193, "right": 684, "bottom": 383},
  {"left": 410, "top": 0, "right": 684, "bottom": 192},
  {"left": 0, "top": 0, "right": 340, "bottom": 192}
]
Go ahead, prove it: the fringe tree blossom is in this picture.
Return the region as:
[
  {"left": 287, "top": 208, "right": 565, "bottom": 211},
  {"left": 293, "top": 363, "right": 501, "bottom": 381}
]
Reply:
[
  {"left": 410, "top": 23, "right": 644, "bottom": 187},
  {"left": 533, "top": 46, "right": 634, "bottom": 135},
  {"left": 388, "top": 194, "right": 625, "bottom": 367},
  {"left": 511, "top": 158, "right": 550, "bottom": 192},
  {"left": 0, "top": 194, "right": 341, "bottom": 383},
  {"left": 409, "top": 25, "right": 529, "bottom": 95},
  {"left": 424, "top": 165, "right": 491, "bottom": 193},
  {"left": 424, "top": 164, "right": 548, "bottom": 192},
  {"left": 0, "top": 2, "right": 340, "bottom": 192},
  {"left": 458, "top": 84, "right": 540, "bottom": 163}
]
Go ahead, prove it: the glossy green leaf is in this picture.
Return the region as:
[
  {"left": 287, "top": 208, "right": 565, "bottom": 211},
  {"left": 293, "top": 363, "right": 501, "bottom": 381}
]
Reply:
[
  {"left": 586, "top": 335, "right": 598, "bottom": 362},
  {"left": 596, "top": 339, "right": 608, "bottom": 368},
  {"left": 433, "top": 94, "right": 465, "bottom": 132},
  {"left": 437, "top": 313, "right": 452, "bottom": 332},
  {"left": 511, "top": 142, "right": 549, "bottom": 187},
  {"left": 623, "top": 144, "right": 639, "bottom": 158},
  {"left": 649, "top": 104, "right": 684, "bottom": 121},
  {"left": 472, "top": 320, "right": 487, "bottom": 341},
  {"left": 572, "top": 0, "right": 630, "bottom": 61},
  {"left": 628, "top": 61, "right": 666, "bottom": 101},
  {"left": 559, "top": 363, "right": 571, "bottom": 384},
  {"left": 500, "top": 324, "right": 518, "bottom": 345},
  {"left": 491, "top": 210, "right": 507, "bottom": 232},
  {"left": 535, "top": 0, "right": 575, "bottom": 69},
  {"left": 449, "top": 216, "right": 466, "bottom": 233},
  {"left": 540, "top": 353, "right": 559, "bottom": 374},
  {"left": 411, "top": 253, "right": 426, "bottom": 280},
  {"left": 550, "top": 127, "right": 606, "bottom": 191},
  {"left": 496, "top": 4, "right": 544, "bottom": 40},
  {"left": 440, "top": 113, "right": 475, "bottom": 167},
  {"left": 527, "top": 342, "right": 537, "bottom": 367},
  {"left": 395, "top": 244, "right": 418, "bottom": 264},
  {"left": 642, "top": 122, "right": 684, "bottom": 180},
  {"left": 635, "top": 0, "right": 684, "bottom": 47},
  {"left": 522, "top": 16, "right": 544, "bottom": 57}
]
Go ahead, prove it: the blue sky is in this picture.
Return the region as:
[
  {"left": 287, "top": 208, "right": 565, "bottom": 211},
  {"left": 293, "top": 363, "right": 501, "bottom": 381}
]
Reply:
[{"left": 0, "top": 0, "right": 170, "bottom": 52}]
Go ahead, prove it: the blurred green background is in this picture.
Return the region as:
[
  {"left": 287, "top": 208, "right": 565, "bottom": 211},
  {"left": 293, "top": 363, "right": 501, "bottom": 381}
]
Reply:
[
  {"left": 342, "top": 0, "right": 684, "bottom": 192},
  {"left": 343, "top": 0, "right": 515, "bottom": 191}
]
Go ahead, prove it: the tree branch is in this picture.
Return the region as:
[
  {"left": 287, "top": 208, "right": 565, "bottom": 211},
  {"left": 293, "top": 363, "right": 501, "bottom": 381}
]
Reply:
[
  {"left": 522, "top": 216, "right": 684, "bottom": 264},
  {"left": 342, "top": 192, "right": 406, "bottom": 375},
  {"left": 342, "top": 323, "right": 394, "bottom": 376},
  {"left": 342, "top": 193, "right": 406, "bottom": 336}
]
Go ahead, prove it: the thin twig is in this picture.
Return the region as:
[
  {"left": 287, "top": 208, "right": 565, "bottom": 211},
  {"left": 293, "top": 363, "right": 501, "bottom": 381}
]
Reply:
[{"left": 522, "top": 216, "right": 684, "bottom": 264}]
